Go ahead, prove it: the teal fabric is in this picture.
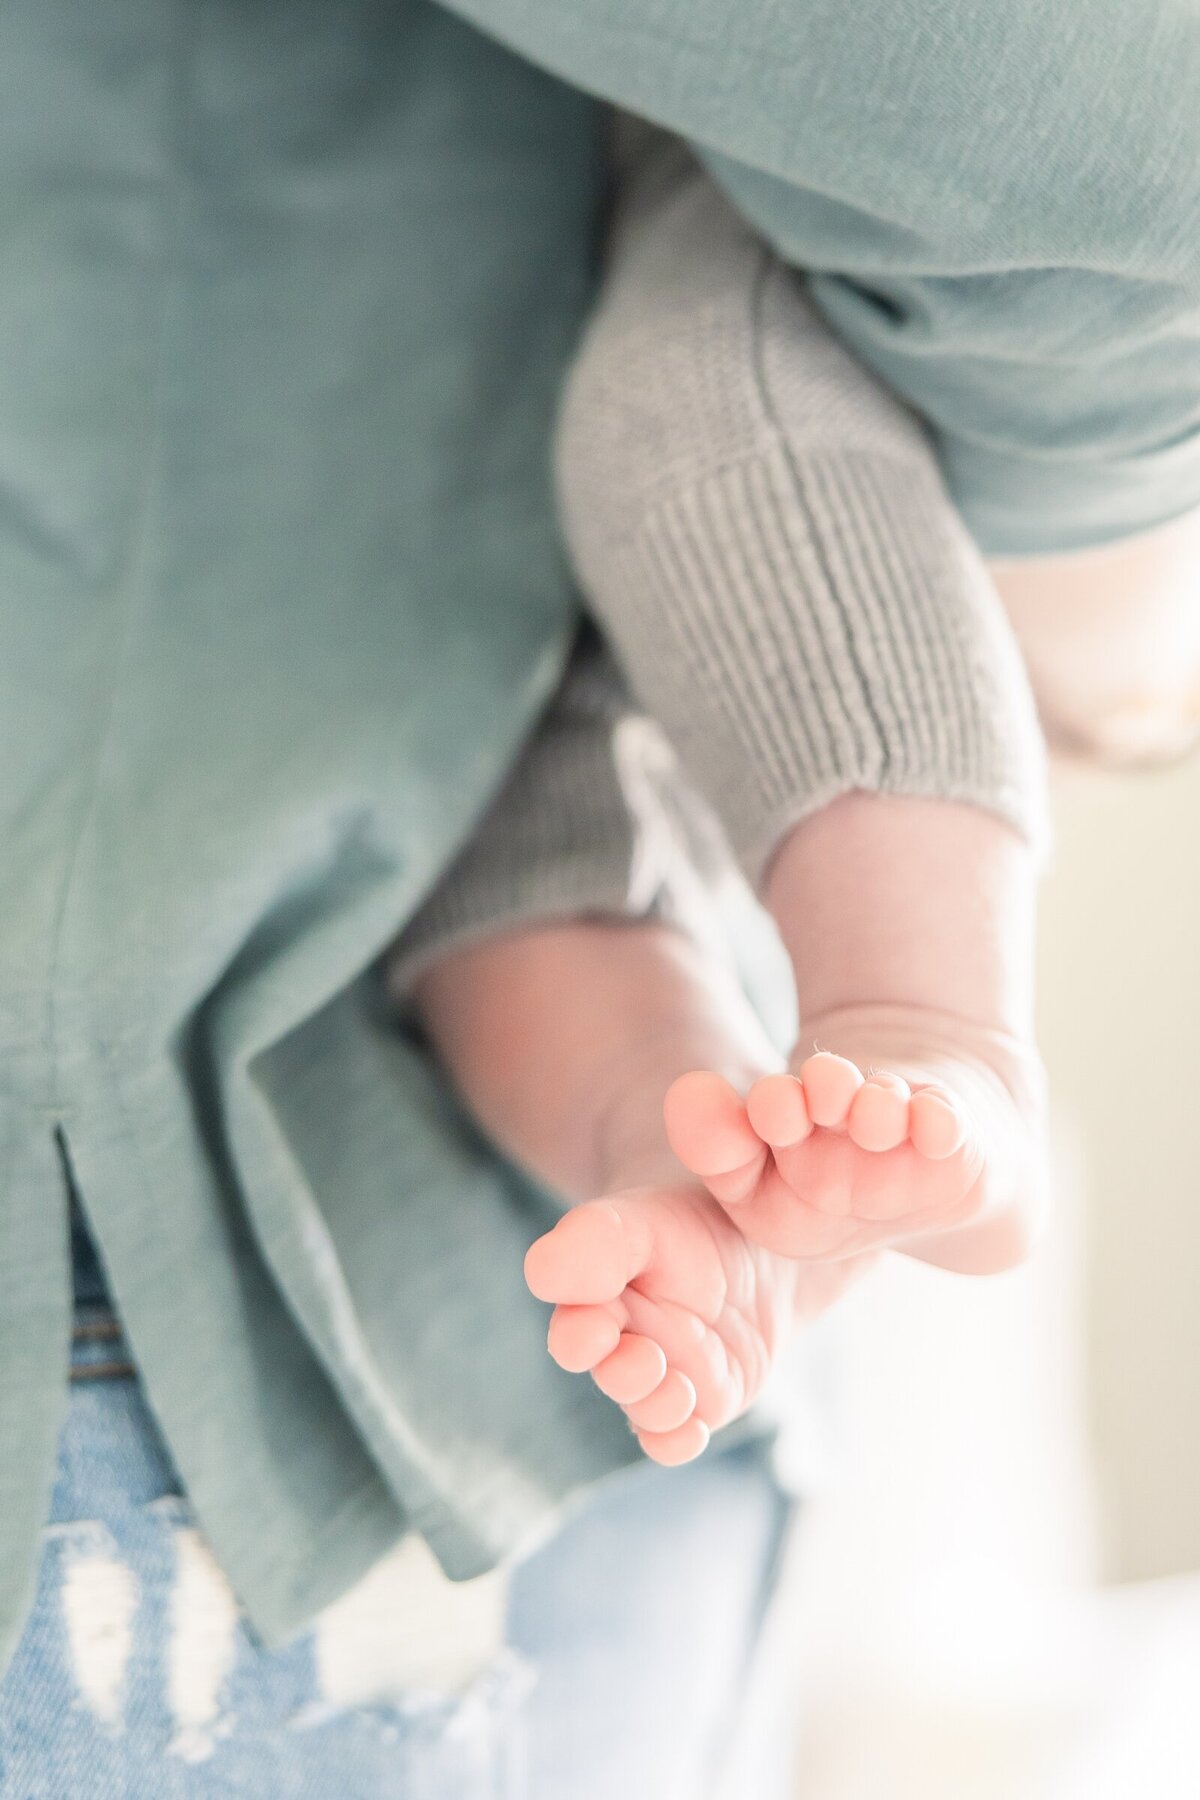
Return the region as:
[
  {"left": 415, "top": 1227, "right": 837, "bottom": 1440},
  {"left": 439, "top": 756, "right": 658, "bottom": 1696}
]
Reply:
[
  {"left": 0, "top": 0, "right": 646, "bottom": 1669},
  {"left": 439, "top": 0, "right": 1200, "bottom": 555}
]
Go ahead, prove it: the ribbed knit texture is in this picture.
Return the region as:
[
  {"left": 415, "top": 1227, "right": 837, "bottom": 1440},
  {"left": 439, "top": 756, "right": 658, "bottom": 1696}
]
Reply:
[
  {"left": 397, "top": 125, "right": 1053, "bottom": 983},
  {"left": 556, "top": 125, "right": 1050, "bottom": 888}
]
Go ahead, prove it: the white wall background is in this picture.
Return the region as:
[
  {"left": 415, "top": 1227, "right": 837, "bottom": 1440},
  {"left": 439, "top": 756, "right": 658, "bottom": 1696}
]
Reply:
[
  {"left": 1039, "top": 757, "right": 1200, "bottom": 1581},
  {"left": 782, "top": 756, "right": 1200, "bottom": 1799}
]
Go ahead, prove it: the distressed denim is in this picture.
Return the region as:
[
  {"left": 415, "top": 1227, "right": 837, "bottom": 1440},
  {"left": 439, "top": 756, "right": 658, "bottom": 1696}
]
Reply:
[{"left": 0, "top": 1232, "right": 796, "bottom": 1799}]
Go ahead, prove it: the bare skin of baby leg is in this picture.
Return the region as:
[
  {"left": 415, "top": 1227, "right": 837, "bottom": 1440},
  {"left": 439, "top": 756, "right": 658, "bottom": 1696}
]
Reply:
[
  {"left": 662, "top": 791, "right": 1048, "bottom": 1277},
  {"left": 990, "top": 504, "right": 1200, "bottom": 768},
  {"left": 412, "top": 922, "right": 873, "bottom": 1466}
]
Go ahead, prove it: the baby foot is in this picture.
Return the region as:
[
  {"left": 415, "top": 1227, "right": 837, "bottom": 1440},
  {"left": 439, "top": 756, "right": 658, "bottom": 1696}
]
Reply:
[
  {"left": 662, "top": 1021, "right": 1045, "bottom": 1268},
  {"left": 524, "top": 1185, "right": 861, "bottom": 1466}
]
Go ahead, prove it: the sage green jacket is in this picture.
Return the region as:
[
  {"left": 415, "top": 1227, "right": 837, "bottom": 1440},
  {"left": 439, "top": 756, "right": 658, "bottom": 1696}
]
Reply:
[{"left": 0, "top": 0, "right": 634, "bottom": 1668}]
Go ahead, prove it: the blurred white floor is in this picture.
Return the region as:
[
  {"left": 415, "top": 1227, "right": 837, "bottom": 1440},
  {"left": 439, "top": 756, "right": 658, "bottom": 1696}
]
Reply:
[{"left": 789, "top": 1572, "right": 1200, "bottom": 1800}]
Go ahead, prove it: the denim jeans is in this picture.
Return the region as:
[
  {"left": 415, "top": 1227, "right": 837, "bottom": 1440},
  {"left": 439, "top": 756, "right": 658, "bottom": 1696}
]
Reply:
[{"left": 0, "top": 1221, "right": 796, "bottom": 1798}]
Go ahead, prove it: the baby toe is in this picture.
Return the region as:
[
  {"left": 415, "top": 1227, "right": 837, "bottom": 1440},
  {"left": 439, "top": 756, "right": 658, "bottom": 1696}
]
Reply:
[
  {"left": 547, "top": 1303, "right": 623, "bottom": 1374},
  {"left": 592, "top": 1333, "right": 668, "bottom": 1404},
  {"left": 663, "top": 1072, "right": 764, "bottom": 1202},
  {"left": 623, "top": 1369, "right": 697, "bottom": 1434},
  {"left": 910, "top": 1088, "right": 968, "bottom": 1160},
  {"left": 635, "top": 1416, "right": 711, "bottom": 1467},
  {"left": 663, "top": 1071, "right": 753, "bottom": 1168},
  {"left": 795, "top": 1052, "right": 864, "bottom": 1129},
  {"left": 746, "top": 1073, "right": 812, "bottom": 1148},
  {"left": 848, "top": 1075, "right": 912, "bottom": 1152},
  {"left": 524, "top": 1202, "right": 642, "bottom": 1305}
]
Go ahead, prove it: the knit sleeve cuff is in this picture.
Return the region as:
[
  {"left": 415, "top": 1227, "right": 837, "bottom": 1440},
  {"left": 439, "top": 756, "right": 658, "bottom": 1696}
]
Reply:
[{"left": 600, "top": 446, "right": 1052, "bottom": 888}]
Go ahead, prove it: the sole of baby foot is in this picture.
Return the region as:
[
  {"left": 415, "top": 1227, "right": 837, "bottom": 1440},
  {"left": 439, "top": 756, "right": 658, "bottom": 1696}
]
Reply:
[
  {"left": 663, "top": 1029, "right": 1046, "bottom": 1270},
  {"left": 524, "top": 1185, "right": 807, "bottom": 1466}
]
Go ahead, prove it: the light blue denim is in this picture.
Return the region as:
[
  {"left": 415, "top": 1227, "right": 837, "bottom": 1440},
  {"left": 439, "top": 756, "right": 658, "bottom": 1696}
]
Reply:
[{"left": 0, "top": 1232, "right": 795, "bottom": 1799}]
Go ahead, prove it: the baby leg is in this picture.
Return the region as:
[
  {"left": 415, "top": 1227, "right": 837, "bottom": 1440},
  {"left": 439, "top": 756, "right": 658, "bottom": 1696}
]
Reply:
[
  {"left": 414, "top": 914, "right": 869, "bottom": 1465},
  {"left": 663, "top": 791, "right": 1048, "bottom": 1273},
  {"left": 990, "top": 506, "right": 1200, "bottom": 768},
  {"left": 556, "top": 131, "right": 1051, "bottom": 1272}
]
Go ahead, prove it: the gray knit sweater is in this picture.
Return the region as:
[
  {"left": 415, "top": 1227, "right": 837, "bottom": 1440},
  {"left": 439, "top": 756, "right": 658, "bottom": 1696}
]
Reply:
[{"left": 394, "top": 124, "right": 1048, "bottom": 978}]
